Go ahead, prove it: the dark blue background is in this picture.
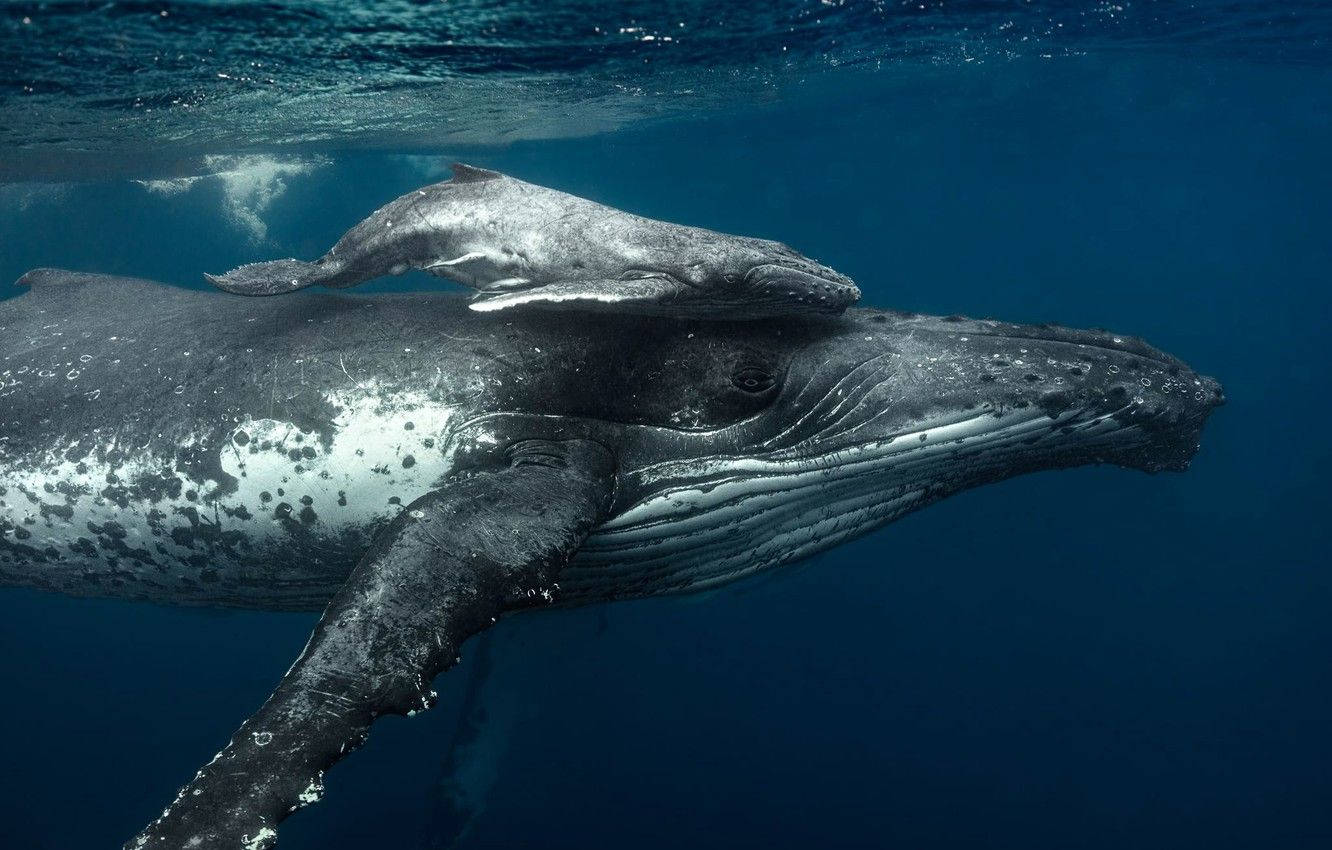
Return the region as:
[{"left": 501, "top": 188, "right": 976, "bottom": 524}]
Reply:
[{"left": 2, "top": 55, "right": 1329, "bottom": 848}]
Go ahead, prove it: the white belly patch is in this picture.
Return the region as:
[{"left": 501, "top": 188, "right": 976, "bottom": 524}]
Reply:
[{"left": 0, "top": 381, "right": 460, "bottom": 600}]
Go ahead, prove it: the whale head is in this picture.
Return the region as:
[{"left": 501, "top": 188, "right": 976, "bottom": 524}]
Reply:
[
  {"left": 672, "top": 236, "right": 861, "bottom": 317},
  {"left": 562, "top": 307, "right": 1223, "bottom": 598}
]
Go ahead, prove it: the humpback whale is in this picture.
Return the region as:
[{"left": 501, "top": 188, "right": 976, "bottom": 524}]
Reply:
[
  {"left": 0, "top": 269, "right": 1221, "bottom": 848},
  {"left": 205, "top": 164, "right": 860, "bottom": 317}
]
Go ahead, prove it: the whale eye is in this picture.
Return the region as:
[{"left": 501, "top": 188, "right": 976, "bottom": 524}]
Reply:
[
  {"left": 723, "top": 273, "right": 740, "bottom": 285},
  {"left": 732, "top": 365, "right": 776, "bottom": 393}
]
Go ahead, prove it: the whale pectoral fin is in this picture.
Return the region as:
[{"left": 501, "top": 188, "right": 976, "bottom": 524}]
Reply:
[
  {"left": 469, "top": 276, "right": 686, "bottom": 314},
  {"left": 126, "top": 439, "right": 616, "bottom": 850}
]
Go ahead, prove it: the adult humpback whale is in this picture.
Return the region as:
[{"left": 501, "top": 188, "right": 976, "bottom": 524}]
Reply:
[
  {"left": 0, "top": 269, "right": 1222, "bottom": 849},
  {"left": 205, "top": 164, "right": 860, "bottom": 317}
]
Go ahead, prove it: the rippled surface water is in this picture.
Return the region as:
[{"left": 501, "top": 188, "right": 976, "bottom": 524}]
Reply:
[
  {"left": 3, "top": 0, "right": 1331, "bottom": 178},
  {"left": 2, "top": 2, "right": 1331, "bottom": 849}
]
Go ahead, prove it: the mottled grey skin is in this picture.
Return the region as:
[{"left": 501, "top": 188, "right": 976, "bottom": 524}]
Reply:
[
  {"left": 205, "top": 163, "right": 860, "bottom": 317},
  {"left": 0, "top": 269, "right": 1221, "bottom": 848}
]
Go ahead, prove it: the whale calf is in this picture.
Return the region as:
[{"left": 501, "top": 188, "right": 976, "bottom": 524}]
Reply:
[
  {"left": 0, "top": 269, "right": 1220, "bottom": 848},
  {"left": 205, "top": 163, "right": 860, "bottom": 317}
]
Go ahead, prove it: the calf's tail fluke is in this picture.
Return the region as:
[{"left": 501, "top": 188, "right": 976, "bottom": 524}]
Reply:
[{"left": 205, "top": 258, "right": 329, "bottom": 296}]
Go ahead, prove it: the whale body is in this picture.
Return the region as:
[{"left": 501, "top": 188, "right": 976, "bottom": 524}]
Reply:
[{"left": 0, "top": 270, "right": 1221, "bottom": 848}]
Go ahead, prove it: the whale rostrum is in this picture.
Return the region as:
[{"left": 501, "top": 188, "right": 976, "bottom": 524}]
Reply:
[{"left": 204, "top": 163, "right": 860, "bottom": 318}]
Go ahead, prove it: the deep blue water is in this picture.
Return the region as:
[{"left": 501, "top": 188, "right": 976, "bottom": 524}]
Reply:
[{"left": 2, "top": 4, "right": 1331, "bottom": 849}]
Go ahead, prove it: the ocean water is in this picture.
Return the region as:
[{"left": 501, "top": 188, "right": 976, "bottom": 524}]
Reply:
[{"left": 1, "top": 3, "right": 1330, "bottom": 848}]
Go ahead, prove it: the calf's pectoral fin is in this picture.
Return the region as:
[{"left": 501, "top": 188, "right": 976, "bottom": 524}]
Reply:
[
  {"left": 469, "top": 276, "right": 685, "bottom": 314},
  {"left": 125, "top": 439, "right": 616, "bottom": 850}
]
